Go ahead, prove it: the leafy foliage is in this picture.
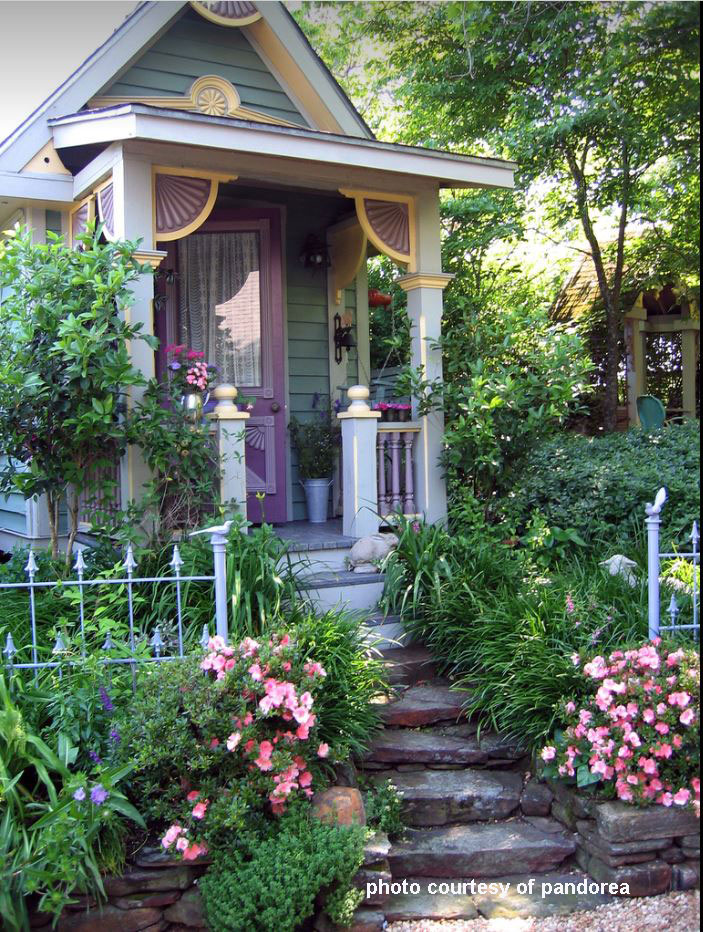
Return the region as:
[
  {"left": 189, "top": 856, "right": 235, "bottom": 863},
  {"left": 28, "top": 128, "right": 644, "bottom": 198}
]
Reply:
[
  {"left": 199, "top": 806, "right": 365, "bottom": 931},
  {"left": 288, "top": 403, "right": 340, "bottom": 480},
  {"left": 501, "top": 420, "right": 701, "bottom": 551},
  {"left": 0, "top": 226, "right": 154, "bottom": 563}
]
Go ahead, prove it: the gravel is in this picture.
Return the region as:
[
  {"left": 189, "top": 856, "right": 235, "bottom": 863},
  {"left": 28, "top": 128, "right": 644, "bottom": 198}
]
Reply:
[{"left": 385, "top": 889, "right": 700, "bottom": 932}]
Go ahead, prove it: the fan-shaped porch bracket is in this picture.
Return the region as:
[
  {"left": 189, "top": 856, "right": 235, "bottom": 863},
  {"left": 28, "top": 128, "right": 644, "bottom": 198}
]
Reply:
[
  {"left": 339, "top": 189, "right": 416, "bottom": 271},
  {"left": 328, "top": 217, "right": 368, "bottom": 304},
  {"left": 69, "top": 194, "right": 95, "bottom": 247},
  {"left": 152, "top": 166, "right": 237, "bottom": 242}
]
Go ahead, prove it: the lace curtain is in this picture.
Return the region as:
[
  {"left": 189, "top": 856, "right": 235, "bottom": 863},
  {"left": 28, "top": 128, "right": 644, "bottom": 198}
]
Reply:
[{"left": 178, "top": 231, "right": 262, "bottom": 386}]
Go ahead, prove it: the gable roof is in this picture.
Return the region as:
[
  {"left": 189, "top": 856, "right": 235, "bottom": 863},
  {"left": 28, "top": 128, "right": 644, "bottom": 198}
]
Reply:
[{"left": 0, "top": 1, "right": 372, "bottom": 173}]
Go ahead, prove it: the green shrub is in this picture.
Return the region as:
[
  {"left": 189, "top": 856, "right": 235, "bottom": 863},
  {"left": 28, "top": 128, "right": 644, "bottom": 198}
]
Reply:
[
  {"left": 199, "top": 806, "right": 364, "bottom": 931},
  {"left": 362, "top": 777, "right": 405, "bottom": 839},
  {"left": 501, "top": 421, "right": 700, "bottom": 552}
]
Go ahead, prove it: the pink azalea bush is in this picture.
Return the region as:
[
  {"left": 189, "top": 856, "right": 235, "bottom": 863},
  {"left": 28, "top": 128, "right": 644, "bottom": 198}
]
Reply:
[
  {"left": 540, "top": 640, "right": 700, "bottom": 814},
  {"left": 159, "top": 632, "right": 332, "bottom": 859}
]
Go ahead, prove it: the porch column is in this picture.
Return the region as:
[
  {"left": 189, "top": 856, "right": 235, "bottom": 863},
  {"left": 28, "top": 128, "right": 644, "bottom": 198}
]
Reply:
[
  {"left": 681, "top": 321, "right": 700, "bottom": 419},
  {"left": 111, "top": 148, "right": 162, "bottom": 506},
  {"left": 624, "top": 308, "right": 647, "bottom": 426},
  {"left": 210, "top": 384, "right": 250, "bottom": 526},
  {"left": 337, "top": 385, "right": 381, "bottom": 539},
  {"left": 397, "top": 188, "right": 451, "bottom": 525}
]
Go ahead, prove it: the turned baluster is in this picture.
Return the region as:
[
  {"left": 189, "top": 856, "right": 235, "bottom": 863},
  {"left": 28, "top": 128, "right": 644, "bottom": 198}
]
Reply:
[
  {"left": 389, "top": 431, "right": 402, "bottom": 512},
  {"left": 403, "top": 431, "right": 416, "bottom": 514},
  {"left": 377, "top": 432, "right": 389, "bottom": 515}
]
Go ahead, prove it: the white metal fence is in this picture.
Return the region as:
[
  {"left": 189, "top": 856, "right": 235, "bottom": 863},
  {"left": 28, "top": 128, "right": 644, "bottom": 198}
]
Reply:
[
  {"left": 646, "top": 488, "right": 699, "bottom": 641},
  {"left": 0, "top": 522, "right": 233, "bottom": 688}
]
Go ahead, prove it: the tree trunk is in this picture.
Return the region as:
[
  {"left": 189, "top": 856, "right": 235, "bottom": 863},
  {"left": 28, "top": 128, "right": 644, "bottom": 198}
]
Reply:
[
  {"left": 46, "top": 492, "right": 59, "bottom": 560},
  {"left": 65, "top": 485, "right": 81, "bottom": 571}
]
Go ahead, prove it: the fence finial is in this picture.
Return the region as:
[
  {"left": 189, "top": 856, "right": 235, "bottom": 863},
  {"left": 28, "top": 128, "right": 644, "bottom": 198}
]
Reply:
[
  {"left": 150, "top": 626, "right": 165, "bottom": 657},
  {"left": 3, "top": 632, "right": 16, "bottom": 663},
  {"left": 200, "top": 624, "right": 211, "bottom": 650},
  {"left": 102, "top": 631, "right": 115, "bottom": 651},
  {"left": 668, "top": 594, "right": 680, "bottom": 626},
  {"left": 170, "top": 545, "right": 184, "bottom": 572},
  {"left": 692, "top": 521, "right": 700, "bottom": 547},
  {"left": 74, "top": 550, "right": 86, "bottom": 574},
  {"left": 52, "top": 633, "right": 67, "bottom": 653},
  {"left": 24, "top": 550, "right": 38, "bottom": 577},
  {"left": 123, "top": 544, "right": 137, "bottom": 573}
]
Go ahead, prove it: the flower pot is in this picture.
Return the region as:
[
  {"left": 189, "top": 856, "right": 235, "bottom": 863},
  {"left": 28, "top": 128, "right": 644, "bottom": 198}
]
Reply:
[
  {"left": 301, "top": 478, "right": 332, "bottom": 523},
  {"left": 395, "top": 408, "right": 410, "bottom": 422},
  {"left": 181, "top": 391, "right": 209, "bottom": 422}
]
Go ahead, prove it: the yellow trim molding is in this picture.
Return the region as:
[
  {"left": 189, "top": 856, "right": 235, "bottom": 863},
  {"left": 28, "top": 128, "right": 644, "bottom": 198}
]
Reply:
[
  {"left": 190, "top": 1, "right": 262, "bottom": 27},
  {"left": 328, "top": 219, "right": 367, "bottom": 304},
  {"left": 339, "top": 188, "right": 416, "bottom": 270},
  {"left": 88, "top": 75, "right": 300, "bottom": 128},
  {"left": 396, "top": 272, "right": 454, "bottom": 292},
  {"left": 133, "top": 250, "right": 168, "bottom": 269},
  {"left": 151, "top": 166, "right": 237, "bottom": 243}
]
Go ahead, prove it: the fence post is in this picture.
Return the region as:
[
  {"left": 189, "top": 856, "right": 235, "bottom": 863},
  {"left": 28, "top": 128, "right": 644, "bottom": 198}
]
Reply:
[
  {"left": 211, "top": 383, "right": 250, "bottom": 528},
  {"left": 645, "top": 488, "right": 667, "bottom": 641},
  {"left": 210, "top": 526, "right": 230, "bottom": 644},
  {"left": 190, "top": 519, "right": 233, "bottom": 644}
]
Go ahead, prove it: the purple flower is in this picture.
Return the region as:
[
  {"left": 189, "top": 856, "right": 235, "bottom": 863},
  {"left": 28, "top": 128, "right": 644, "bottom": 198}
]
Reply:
[
  {"left": 73, "top": 787, "right": 86, "bottom": 802},
  {"left": 109, "top": 728, "right": 121, "bottom": 745},
  {"left": 90, "top": 784, "right": 109, "bottom": 806},
  {"left": 168, "top": 361, "right": 182, "bottom": 371},
  {"left": 99, "top": 686, "right": 114, "bottom": 712},
  {"left": 89, "top": 750, "right": 102, "bottom": 764}
]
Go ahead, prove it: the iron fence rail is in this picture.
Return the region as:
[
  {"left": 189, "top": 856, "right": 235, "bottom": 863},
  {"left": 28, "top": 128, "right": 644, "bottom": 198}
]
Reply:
[
  {"left": 1, "top": 522, "right": 233, "bottom": 688},
  {"left": 646, "top": 487, "right": 700, "bottom": 641}
]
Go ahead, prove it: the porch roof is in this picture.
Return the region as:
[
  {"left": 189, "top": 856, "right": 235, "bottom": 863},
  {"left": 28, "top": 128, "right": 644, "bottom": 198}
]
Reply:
[{"left": 48, "top": 104, "right": 516, "bottom": 192}]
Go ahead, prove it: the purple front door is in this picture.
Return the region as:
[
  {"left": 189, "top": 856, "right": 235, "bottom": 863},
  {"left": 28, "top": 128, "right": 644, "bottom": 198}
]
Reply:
[{"left": 156, "top": 209, "right": 287, "bottom": 524}]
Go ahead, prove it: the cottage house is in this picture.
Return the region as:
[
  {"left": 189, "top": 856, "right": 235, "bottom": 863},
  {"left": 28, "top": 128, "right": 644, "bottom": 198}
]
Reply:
[{"left": 0, "top": 0, "right": 514, "bottom": 579}]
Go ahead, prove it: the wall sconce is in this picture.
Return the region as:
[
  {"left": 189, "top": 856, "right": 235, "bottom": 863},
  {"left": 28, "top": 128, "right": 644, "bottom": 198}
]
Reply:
[
  {"left": 299, "top": 234, "right": 330, "bottom": 270},
  {"left": 333, "top": 312, "right": 355, "bottom": 364}
]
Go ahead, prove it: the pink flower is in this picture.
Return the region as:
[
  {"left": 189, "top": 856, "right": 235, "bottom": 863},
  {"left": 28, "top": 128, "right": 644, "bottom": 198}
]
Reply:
[
  {"left": 659, "top": 792, "right": 674, "bottom": 807},
  {"left": 226, "top": 732, "right": 241, "bottom": 751},
  {"left": 566, "top": 594, "right": 576, "bottom": 614},
  {"left": 317, "top": 742, "right": 330, "bottom": 758},
  {"left": 258, "top": 741, "right": 273, "bottom": 759},
  {"left": 643, "top": 708, "right": 656, "bottom": 724},
  {"left": 565, "top": 701, "right": 576, "bottom": 715},
  {"left": 161, "top": 824, "right": 183, "bottom": 848},
  {"left": 186, "top": 791, "right": 200, "bottom": 802},
  {"left": 571, "top": 653, "right": 581, "bottom": 667},
  {"left": 296, "top": 722, "right": 311, "bottom": 740},
  {"left": 183, "top": 843, "right": 207, "bottom": 861},
  {"left": 176, "top": 836, "right": 189, "bottom": 852},
  {"left": 674, "top": 788, "right": 691, "bottom": 806},
  {"left": 541, "top": 746, "right": 557, "bottom": 762},
  {"left": 248, "top": 663, "right": 264, "bottom": 681},
  {"left": 579, "top": 710, "right": 593, "bottom": 726},
  {"left": 255, "top": 756, "right": 273, "bottom": 771},
  {"left": 668, "top": 691, "right": 691, "bottom": 708},
  {"left": 192, "top": 801, "right": 208, "bottom": 820},
  {"left": 299, "top": 771, "right": 313, "bottom": 788},
  {"left": 680, "top": 708, "right": 696, "bottom": 726},
  {"left": 655, "top": 722, "right": 670, "bottom": 735}
]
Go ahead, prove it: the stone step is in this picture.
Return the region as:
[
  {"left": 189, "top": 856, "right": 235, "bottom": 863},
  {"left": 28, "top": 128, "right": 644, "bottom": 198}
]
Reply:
[
  {"left": 387, "top": 820, "right": 577, "bottom": 878},
  {"left": 382, "top": 879, "right": 478, "bottom": 923},
  {"left": 381, "top": 681, "right": 468, "bottom": 727},
  {"left": 379, "top": 645, "right": 438, "bottom": 687},
  {"left": 364, "top": 725, "right": 526, "bottom": 767},
  {"left": 372, "top": 768, "right": 523, "bottom": 826}
]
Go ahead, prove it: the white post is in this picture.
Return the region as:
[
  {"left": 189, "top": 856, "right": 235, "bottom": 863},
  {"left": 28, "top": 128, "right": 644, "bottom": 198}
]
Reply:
[
  {"left": 337, "top": 385, "right": 381, "bottom": 538},
  {"left": 210, "top": 384, "right": 250, "bottom": 528},
  {"left": 396, "top": 188, "right": 452, "bottom": 526},
  {"left": 210, "top": 529, "right": 229, "bottom": 643},
  {"left": 645, "top": 488, "right": 667, "bottom": 640}
]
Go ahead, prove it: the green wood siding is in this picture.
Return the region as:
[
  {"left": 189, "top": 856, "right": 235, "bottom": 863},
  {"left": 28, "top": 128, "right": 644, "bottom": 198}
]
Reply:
[{"left": 103, "top": 9, "right": 307, "bottom": 127}]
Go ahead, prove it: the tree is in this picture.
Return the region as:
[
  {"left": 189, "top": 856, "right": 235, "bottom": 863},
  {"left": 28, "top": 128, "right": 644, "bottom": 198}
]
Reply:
[
  {"left": 299, "top": 1, "right": 700, "bottom": 430},
  {"left": 0, "top": 227, "right": 155, "bottom": 564}
]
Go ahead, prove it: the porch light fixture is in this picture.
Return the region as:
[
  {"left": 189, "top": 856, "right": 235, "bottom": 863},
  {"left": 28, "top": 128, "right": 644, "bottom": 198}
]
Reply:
[
  {"left": 299, "top": 234, "right": 330, "bottom": 270},
  {"left": 333, "top": 312, "right": 355, "bottom": 364}
]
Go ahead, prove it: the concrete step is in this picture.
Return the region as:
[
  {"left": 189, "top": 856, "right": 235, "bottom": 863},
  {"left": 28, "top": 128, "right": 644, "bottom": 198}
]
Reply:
[
  {"left": 387, "top": 820, "right": 577, "bottom": 878},
  {"left": 379, "top": 645, "right": 437, "bottom": 687},
  {"left": 371, "top": 767, "right": 523, "bottom": 826},
  {"left": 300, "top": 570, "right": 385, "bottom": 614},
  {"left": 380, "top": 681, "right": 468, "bottom": 727}
]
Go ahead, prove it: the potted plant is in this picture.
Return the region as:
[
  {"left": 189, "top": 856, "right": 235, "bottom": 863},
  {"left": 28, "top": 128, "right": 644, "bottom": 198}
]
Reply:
[
  {"left": 289, "top": 400, "right": 340, "bottom": 523},
  {"left": 390, "top": 402, "right": 412, "bottom": 422},
  {"left": 166, "top": 344, "right": 217, "bottom": 421}
]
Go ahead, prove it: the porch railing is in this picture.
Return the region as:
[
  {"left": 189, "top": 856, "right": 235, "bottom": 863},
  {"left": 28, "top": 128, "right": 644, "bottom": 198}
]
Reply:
[
  {"left": 646, "top": 488, "right": 699, "bottom": 641},
  {"left": 377, "top": 423, "right": 420, "bottom": 517},
  {"left": 1, "top": 524, "right": 231, "bottom": 690}
]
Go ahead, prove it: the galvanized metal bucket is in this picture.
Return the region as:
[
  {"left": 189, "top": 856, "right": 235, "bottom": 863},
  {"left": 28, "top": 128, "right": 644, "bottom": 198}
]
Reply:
[{"left": 301, "top": 479, "right": 332, "bottom": 523}]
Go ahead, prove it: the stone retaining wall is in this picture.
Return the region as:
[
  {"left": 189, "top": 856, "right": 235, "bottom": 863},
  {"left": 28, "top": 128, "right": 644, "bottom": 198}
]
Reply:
[
  {"left": 29, "top": 849, "right": 208, "bottom": 931},
  {"left": 548, "top": 781, "right": 700, "bottom": 897}
]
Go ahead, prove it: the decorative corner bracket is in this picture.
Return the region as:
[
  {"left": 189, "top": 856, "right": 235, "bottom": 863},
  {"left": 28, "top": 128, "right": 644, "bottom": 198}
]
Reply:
[
  {"left": 190, "top": 1, "right": 262, "bottom": 27},
  {"left": 339, "top": 189, "right": 416, "bottom": 271},
  {"left": 152, "top": 166, "right": 237, "bottom": 242}
]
